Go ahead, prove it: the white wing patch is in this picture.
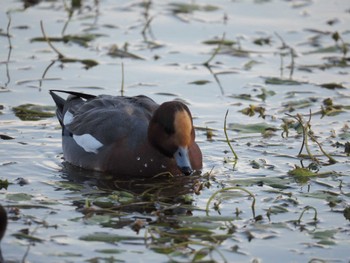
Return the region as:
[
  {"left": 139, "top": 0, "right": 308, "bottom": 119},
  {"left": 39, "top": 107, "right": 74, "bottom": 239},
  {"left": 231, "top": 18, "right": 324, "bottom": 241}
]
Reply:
[
  {"left": 63, "top": 111, "right": 74, "bottom": 125},
  {"left": 73, "top": 134, "right": 103, "bottom": 153}
]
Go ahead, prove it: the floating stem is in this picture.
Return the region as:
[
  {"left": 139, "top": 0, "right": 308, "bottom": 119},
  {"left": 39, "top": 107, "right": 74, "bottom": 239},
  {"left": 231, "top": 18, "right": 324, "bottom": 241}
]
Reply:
[
  {"left": 297, "top": 205, "right": 318, "bottom": 224},
  {"left": 286, "top": 111, "right": 336, "bottom": 164},
  {"left": 206, "top": 187, "right": 256, "bottom": 218}
]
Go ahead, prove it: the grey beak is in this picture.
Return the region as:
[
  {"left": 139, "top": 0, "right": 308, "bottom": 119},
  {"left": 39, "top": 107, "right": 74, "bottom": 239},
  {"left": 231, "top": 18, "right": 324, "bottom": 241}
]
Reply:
[{"left": 174, "top": 146, "right": 193, "bottom": 175}]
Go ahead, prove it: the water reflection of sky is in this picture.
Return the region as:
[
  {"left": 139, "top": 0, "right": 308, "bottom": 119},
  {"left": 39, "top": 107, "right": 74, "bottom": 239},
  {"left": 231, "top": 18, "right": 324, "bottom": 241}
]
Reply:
[{"left": 0, "top": 1, "right": 350, "bottom": 262}]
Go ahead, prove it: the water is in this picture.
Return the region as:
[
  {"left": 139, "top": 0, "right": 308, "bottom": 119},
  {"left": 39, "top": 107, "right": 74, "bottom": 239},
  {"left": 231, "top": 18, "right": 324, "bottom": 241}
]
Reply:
[{"left": 1, "top": 0, "right": 350, "bottom": 262}]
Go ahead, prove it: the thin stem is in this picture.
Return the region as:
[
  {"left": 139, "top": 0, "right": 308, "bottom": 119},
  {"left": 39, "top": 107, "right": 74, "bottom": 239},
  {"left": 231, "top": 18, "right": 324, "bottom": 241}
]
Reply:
[
  {"left": 289, "top": 48, "right": 295, "bottom": 80},
  {"left": 39, "top": 60, "right": 56, "bottom": 89},
  {"left": 5, "top": 13, "right": 12, "bottom": 88},
  {"left": 297, "top": 205, "right": 318, "bottom": 224},
  {"left": 120, "top": 62, "right": 125, "bottom": 96},
  {"left": 6, "top": 13, "right": 12, "bottom": 49},
  {"left": 303, "top": 122, "right": 317, "bottom": 163},
  {"left": 224, "top": 110, "right": 238, "bottom": 160},
  {"left": 203, "top": 33, "right": 225, "bottom": 66},
  {"left": 204, "top": 63, "right": 225, "bottom": 95},
  {"left": 285, "top": 112, "right": 318, "bottom": 163},
  {"left": 206, "top": 187, "right": 255, "bottom": 218},
  {"left": 308, "top": 132, "right": 337, "bottom": 164},
  {"left": 40, "top": 20, "right": 65, "bottom": 59}
]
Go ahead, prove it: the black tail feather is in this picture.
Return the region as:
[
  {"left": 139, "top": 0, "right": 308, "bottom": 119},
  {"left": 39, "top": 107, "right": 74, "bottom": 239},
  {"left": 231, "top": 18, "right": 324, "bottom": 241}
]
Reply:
[
  {"left": 49, "top": 90, "right": 96, "bottom": 125},
  {"left": 49, "top": 90, "right": 65, "bottom": 125},
  {"left": 49, "top": 89, "right": 96, "bottom": 101}
]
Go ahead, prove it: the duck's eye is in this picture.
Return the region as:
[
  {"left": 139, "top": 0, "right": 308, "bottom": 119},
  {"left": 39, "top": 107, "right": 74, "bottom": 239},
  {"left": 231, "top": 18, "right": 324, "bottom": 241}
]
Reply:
[
  {"left": 178, "top": 151, "right": 182, "bottom": 157},
  {"left": 164, "top": 126, "right": 174, "bottom": 135}
]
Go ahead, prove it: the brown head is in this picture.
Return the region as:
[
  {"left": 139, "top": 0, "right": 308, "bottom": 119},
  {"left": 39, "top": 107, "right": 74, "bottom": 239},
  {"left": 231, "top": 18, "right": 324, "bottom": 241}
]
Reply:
[{"left": 148, "top": 101, "right": 196, "bottom": 175}]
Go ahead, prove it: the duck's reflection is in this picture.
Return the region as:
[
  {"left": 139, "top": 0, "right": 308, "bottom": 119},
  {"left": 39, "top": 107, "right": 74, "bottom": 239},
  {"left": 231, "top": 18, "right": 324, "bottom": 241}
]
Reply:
[{"left": 60, "top": 162, "right": 204, "bottom": 223}]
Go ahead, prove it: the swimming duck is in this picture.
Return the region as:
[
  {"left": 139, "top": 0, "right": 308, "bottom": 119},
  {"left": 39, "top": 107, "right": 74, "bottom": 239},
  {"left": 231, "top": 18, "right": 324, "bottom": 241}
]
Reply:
[
  {"left": 50, "top": 90, "right": 202, "bottom": 177},
  {"left": 0, "top": 204, "right": 7, "bottom": 263}
]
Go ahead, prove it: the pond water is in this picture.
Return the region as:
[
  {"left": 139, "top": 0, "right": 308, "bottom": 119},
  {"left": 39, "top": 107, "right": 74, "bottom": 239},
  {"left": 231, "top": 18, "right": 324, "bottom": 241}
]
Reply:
[{"left": 1, "top": 0, "right": 350, "bottom": 262}]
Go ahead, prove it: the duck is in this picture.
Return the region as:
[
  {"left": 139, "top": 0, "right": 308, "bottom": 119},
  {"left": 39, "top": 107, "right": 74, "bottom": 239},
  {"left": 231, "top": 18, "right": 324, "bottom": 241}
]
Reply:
[
  {"left": 50, "top": 90, "right": 202, "bottom": 177},
  {"left": 0, "top": 204, "right": 7, "bottom": 263}
]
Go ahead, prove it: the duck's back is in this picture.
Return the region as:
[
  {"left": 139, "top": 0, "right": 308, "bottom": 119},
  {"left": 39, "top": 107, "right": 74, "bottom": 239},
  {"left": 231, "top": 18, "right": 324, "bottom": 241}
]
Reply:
[
  {"left": 61, "top": 94, "right": 161, "bottom": 173},
  {"left": 66, "top": 95, "right": 157, "bottom": 146}
]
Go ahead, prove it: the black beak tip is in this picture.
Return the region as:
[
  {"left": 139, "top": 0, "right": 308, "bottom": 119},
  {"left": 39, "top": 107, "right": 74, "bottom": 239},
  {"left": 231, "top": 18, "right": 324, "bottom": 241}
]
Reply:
[{"left": 181, "top": 166, "right": 193, "bottom": 176}]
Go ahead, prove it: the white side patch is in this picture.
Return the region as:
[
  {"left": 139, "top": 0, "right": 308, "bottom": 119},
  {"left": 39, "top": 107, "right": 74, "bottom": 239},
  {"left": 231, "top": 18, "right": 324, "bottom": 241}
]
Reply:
[
  {"left": 73, "top": 134, "right": 103, "bottom": 153},
  {"left": 63, "top": 111, "right": 74, "bottom": 125}
]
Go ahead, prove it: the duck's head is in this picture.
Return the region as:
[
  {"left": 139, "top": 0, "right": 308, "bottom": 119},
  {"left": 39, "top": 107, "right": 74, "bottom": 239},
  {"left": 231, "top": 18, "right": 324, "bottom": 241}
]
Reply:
[{"left": 148, "top": 101, "right": 196, "bottom": 175}]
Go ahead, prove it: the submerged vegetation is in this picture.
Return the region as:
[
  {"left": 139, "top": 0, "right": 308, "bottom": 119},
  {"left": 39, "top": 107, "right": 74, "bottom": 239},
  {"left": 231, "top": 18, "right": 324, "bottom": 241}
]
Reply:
[{"left": 0, "top": 0, "right": 349, "bottom": 262}]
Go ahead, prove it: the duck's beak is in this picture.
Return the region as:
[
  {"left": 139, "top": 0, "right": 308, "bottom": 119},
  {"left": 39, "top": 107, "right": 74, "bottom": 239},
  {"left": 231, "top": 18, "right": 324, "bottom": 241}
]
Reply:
[{"left": 174, "top": 146, "right": 193, "bottom": 175}]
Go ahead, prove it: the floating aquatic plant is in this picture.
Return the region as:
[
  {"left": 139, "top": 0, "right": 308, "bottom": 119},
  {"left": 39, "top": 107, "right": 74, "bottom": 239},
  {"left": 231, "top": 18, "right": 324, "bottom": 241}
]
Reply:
[
  {"left": 285, "top": 112, "right": 337, "bottom": 164},
  {"left": 239, "top": 104, "right": 266, "bottom": 118},
  {"left": 40, "top": 21, "right": 98, "bottom": 69},
  {"left": 13, "top": 104, "right": 55, "bottom": 121}
]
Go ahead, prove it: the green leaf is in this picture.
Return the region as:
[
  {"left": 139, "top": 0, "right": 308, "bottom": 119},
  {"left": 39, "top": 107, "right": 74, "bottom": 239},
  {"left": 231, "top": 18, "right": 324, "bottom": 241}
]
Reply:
[
  {"left": 170, "top": 3, "right": 219, "bottom": 14},
  {"left": 256, "top": 88, "right": 276, "bottom": 101},
  {"left": 80, "top": 232, "right": 143, "bottom": 243},
  {"left": 267, "top": 205, "right": 289, "bottom": 214},
  {"left": 253, "top": 37, "right": 271, "bottom": 46},
  {"left": 13, "top": 104, "right": 56, "bottom": 121},
  {"left": 228, "top": 122, "right": 277, "bottom": 133},
  {"left": 312, "top": 229, "right": 337, "bottom": 245},
  {"left": 0, "top": 179, "right": 9, "bottom": 190},
  {"left": 31, "top": 33, "right": 104, "bottom": 47},
  {"left": 7, "top": 193, "right": 33, "bottom": 201},
  {"left": 202, "top": 39, "right": 235, "bottom": 46},
  {"left": 13, "top": 232, "right": 44, "bottom": 242},
  {"left": 344, "top": 207, "right": 350, "bottom": 221},
  {"left": 243, "top": 60, "right": 262, "bottom": 70},
  {"left": 80, "top": 59, "right": 99, "bottom": 69},
  {"left": 282, "top": 99, "right": 315, "bottom": 110},
  {"left": 55, "top": 181, "right": 84, "bottom": 191},
  {"left": 0, "top": 134, "right": 14, "bottom": 140},
  {"left": 304, "top": 45, "right": 343, "bottom": 54},
  {"left": 320, "top": 83, "right": 346, "bottom": 89},
  {"left": 84, "top": 215, "right": 111, "bottom": 225},
  {"left": 189, "top": 80, "right": 211, "bottom": 85},
  {"left": 264, "top": 77, "right": 303, "bottom": 85},
  {"left": 95, "top": 249, "right": 125, "bottom": 254},
  {"left": 107, "top": 45, "right": 144, "bottom": 60},
  {"left": 192, "top": 248, "right": 210, "bottom": 261}
]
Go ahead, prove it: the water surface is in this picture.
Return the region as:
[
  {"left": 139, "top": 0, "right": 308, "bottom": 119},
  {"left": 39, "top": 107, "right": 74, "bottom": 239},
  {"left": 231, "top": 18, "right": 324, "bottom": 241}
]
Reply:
[{"left": 1, "top": 1, "right": 350, "bottom": 262}]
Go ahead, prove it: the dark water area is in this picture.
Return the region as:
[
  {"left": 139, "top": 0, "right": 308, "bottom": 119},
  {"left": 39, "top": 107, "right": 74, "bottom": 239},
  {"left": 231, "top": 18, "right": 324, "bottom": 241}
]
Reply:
[{"left": 1, "top": 1, "right": 350, "bottom": 262}]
